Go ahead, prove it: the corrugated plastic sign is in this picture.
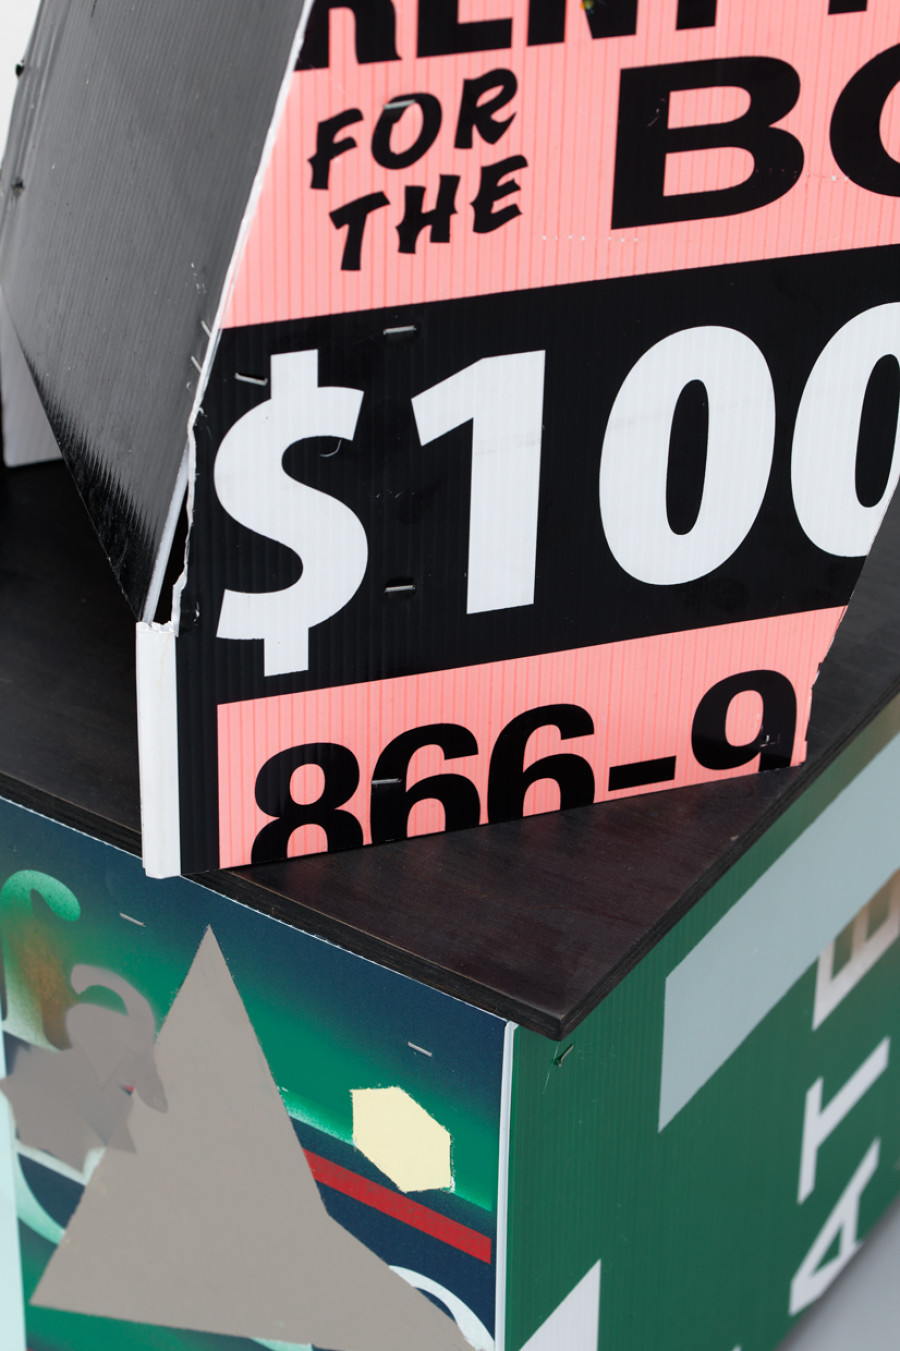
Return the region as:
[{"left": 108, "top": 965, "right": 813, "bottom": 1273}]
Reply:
[{"left": 165, "top": 0, "right": 900, "bottom": 874}]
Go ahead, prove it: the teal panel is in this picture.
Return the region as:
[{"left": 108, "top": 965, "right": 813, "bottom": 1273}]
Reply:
[
  {"left": 0, "top": 798, "right": 505, "bottom": 1350},
  {"left": 507, "top": 696, "right": 900, "bottom": 1351}
]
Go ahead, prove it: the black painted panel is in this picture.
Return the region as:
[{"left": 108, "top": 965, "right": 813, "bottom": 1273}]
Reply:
[
  {"left": 182, "top": 246, "right": 887, "bottom": 704},
  {"left": 1, "top": 459, "right": 900, "bottom": 1035},
  {"left": 0, "top": 0, "right": 308, "bottom": 614}
]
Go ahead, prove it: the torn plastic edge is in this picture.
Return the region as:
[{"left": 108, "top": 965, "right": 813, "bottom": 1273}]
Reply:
[
  {"left": 136, "top": 1, "right": 319, "bottom": 877},
  {"left": 157, "top": 0, "right": 319, "bottom": 635},
  {"left": 801, "top": 601, "right": 849, "bottom": 761},
  {"left": 142, "top": 450, "right": 189, "bottom": 626}
]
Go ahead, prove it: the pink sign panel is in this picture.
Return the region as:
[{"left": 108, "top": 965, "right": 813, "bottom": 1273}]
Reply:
[
  {"left": 164, "top": 2, "right": 900, "bottom": 876},
  {"left": 217, "top": 609, "right": 844, "bottom": 867},
  {"left": 225, "top": 2, "right": 900, "bottom": 327}
]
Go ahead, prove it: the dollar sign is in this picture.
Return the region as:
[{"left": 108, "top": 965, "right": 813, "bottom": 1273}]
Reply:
[{"left": 214, "top": 350, "right": 367, "bottom": 677}]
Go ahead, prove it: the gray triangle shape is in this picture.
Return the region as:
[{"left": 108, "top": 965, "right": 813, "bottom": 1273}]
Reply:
[{"left": 33, "top": 929, "right": 471, "bottom": 1351}]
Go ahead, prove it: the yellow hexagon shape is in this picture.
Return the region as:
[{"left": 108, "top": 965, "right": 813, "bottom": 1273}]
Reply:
[{"left": 351, "top": 1087, "right": 452, "bottom": 1193}]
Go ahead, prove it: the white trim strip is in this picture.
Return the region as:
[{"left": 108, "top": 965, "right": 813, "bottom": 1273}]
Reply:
[
  {"left": 494, "top": 1021, "right": 517, "bottom": 1351},
  {"left": 136, "top": 622, "right": 181, "bottom": 878}
]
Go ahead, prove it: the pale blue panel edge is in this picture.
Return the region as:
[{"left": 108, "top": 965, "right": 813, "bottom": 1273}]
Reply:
[
  {"left": 0, "top": 1030, "right": 26, "bottom": 1350},
  {"left": 659, "top": 731, "right": 900, "bottom": 1130}
]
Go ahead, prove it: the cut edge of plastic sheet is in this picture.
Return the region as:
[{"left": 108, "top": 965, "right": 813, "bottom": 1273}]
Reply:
[
  {"left": 165, "top": 0, "right": 320, "bottom": 633},
  {"left": 136, "top": 622, "right": 181, "bottom": 879}
]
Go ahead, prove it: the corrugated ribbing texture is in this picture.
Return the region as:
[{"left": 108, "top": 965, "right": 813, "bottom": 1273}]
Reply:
[{"left": 225, "top": 1, "right": 896, "bottom": 326}]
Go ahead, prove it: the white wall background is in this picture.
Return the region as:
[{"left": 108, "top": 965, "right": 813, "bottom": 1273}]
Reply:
[
  {"left": 782, "top": 1196, "right": 900, "bottom": 1351},
  {"left": 0, "top": 0, "right": 42, "bottom": 161},
  {"left": 0, "top": 0, "right": 61, "bottom": 467}
]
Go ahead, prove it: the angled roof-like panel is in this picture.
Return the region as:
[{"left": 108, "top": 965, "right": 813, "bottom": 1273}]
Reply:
[{"left": 0, "top": 0, "right": 308, "bottom": 615}]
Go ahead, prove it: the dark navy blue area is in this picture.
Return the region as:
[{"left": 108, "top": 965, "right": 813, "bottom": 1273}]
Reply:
[
  {"left": 293, "top": 1116, "right": 497, "bottom": 1240},
  {"left": 316, "top": 1182, "right": 495, "bottom": 1336},
  {"left": 18, "top": 1154, "right": 84, "bottom": 1230},
  {"left": 0, "top": 799, "right": 506, "bottom": 1159}
]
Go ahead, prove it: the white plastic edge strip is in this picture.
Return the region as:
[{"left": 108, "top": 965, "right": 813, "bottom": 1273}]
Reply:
[
  {"left": 0, "top": 1030, "right": 26, "bottom": 1351},
  {"left": 494, "top": 1021, "right": 517, "bottom": 1351},
  {"left": 136, "top": 622, "right": 181, "bottom": 878}
]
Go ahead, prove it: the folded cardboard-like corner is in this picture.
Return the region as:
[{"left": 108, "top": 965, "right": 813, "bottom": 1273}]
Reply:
[{"left": 3, "top": 2, "right": 900, "bottom": 880}]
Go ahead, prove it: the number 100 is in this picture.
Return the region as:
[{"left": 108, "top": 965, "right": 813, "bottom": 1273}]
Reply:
[{"left": 413, "top": 304, "right": 900, "bottom": 612}]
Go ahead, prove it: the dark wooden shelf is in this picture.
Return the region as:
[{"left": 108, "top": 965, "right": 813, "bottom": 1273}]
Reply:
[{"left": 2, "top": 458, "right": 899, "bottom": 1037}]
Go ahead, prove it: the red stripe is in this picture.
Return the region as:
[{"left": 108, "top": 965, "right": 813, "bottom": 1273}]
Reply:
[{"left": 304, "top": 1149, "right": 492, "bottom": 1264}]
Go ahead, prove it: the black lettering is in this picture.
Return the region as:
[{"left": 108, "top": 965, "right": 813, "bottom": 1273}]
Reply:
[
  {"left": 397, "top": 175, "right": 460, "bottom": 253},
  {"left": 831, "top": 44, "right": 900, "bottom": 197},
  {"left": 856, "top": 356, "right": 900, "bottom": 508},
  {"left": 310, "top": 109, "right": 363, "bottom": 190},
  {"left": 330, "top": 192, "right": 390, "bottom": 270},
  {"left": 667, "top": 379, "right": 709, "bottom": 536},
  {"left": 472, "top": 155, "right": 528, "bottom": 233},
  {"left": 370, "top": 724, "right": 480, "bottom": 844},
  {"left": 691, "top": 671, "right": 797, "bottom": 773},
  {"left": 676, "top": 0, "right": 717, "bottom": 28},
  {"left": 252, "top": 743, "right": 363, "bottom": 862},
  {"left": 455, "top": 70, "right": 518, "bottom": 149},
  {"left": 488, "top": 705, "right": 595, "bottom": 823},
  {"left": 298, "top": 0, "right": 399, "bottom": 69},
  {"left": 608, "top": 755, "right": 677, "bottom": 791},
  {"left": 418, "top": 0, "right": 511, "bottom": 58},
  {"left": 372, "top": 94, "right": 442, "bottom": 170},
  {"left": 612, "top": 57, "right": 803, "bottom": 228},
  {"left": 527, "top": 0, "right": 638, "bottom": 46}
]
